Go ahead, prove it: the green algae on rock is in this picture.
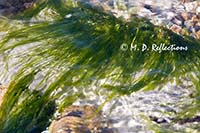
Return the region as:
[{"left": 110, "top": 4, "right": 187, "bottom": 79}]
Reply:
[{"left": 0, "top": 0, "right": 200, "bottom": 132}]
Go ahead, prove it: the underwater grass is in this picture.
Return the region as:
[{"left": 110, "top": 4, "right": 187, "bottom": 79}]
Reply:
[{"left": 0, "top": 0, "right": 200, "bottom": 132}]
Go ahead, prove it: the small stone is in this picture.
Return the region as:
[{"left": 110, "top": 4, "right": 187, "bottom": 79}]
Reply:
[
  {"left": 101, "top": 127, "right": 117, "bottom": 133},
  {"left": 197, "top": 7, "right": 200, "bottom": 13},
  {"left": 23, "top": 2, "right": 34, "bottom": 9},
  {"left": 184, "top": 1, "right": 198, "bottom": 12},
  {"left": 191, "top": 15, "right": 199, "bottom": 23},
  {"left": 170, "top": 25, "right": 182, "bottom": 34},
  {"left": 181, "top": 12, "right": 188, "bottom": 21},
  {"left": 193, "top": 24, "right": 200, "bottom": 32},
  {"left": 195, "top": 30, "right": 200, "bottom": 39}
]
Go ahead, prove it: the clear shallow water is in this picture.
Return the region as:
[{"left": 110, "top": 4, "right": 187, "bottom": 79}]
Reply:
[
  {"left": 78, "top": 0, "right": 200, "bottom": 39},
  {"left": 2, "top": 37, "right": 198, "bottom": 132},
  {"left": 0, "top": 0, "right": 199, "bottom": 133},
  {"left": 72, "top": 80, "right": 197, "bottom": 132}
]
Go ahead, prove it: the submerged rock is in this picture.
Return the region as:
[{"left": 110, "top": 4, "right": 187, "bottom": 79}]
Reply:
[
  {"left": 0, "top": 0, "right": 37, "bottom": 15},
  {"left": 78, "top": 0, "right": 200, "bottom": 39},
  {"left": 49, "top": 105, "right": 116, "bottom": 133},
  {"left": 73, "top": 80, "right": 198, "bottom": 132}
]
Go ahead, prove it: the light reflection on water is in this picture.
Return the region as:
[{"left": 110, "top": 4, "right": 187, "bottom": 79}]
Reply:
[
  {"left": 72, "top": 80, "right": 197, "bottom": 132},
  {"left": 0, "top": 0, "right": 199, "bottom": 133}
]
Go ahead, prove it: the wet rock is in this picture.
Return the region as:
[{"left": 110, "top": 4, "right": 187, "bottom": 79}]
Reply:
[
  {"left": 195, "top": 30, "right": 200, "bottom": 39},
  {"left": 177, "top": 116, "right": 200, "bottom": 124},
  {"left": 181, "top": 12, "right": 189, "bottom": 21},
  {"left": 143, "top": 4, "right": 161, "bottom": 14},
  {"left": 132, "top": 1, "right": 200, "bottom": 39},
  {"left": 150, "top": 115, "right": 200, "bottom": 125},
  {"left": 170, "top": 25, "right": 182, "bottom": 34},
  {"left": 0, "top": 0, "right": 37, "bottom": 15},
  {"left": 49, "top": 105, "right": 116, "bottom": 133},
  {"left": 183, "top": 1, "right": 199, "bottom": 12},
  {"left": 171, "top": 17, "right": 183, "bottom": 26},
  {"left": 149, "top": 116, "right": 170, "bottom": 124}
]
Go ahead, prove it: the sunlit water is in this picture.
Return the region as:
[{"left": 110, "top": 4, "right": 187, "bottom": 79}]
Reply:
[
  {"left": 0, "top": 37, "right": 198, "bottom": 133},
  {"left": 0, "top": 0, "right": 199, "bottom": 133},
  {"left": 73, "top": 80, "right": 197, "bottom": 132}
]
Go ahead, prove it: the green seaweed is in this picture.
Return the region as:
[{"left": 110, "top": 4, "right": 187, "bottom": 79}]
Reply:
[{"left": 0, "top": 0, "right": 200, "bottom": 132}]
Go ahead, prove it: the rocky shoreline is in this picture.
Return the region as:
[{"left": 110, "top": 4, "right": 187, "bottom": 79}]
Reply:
[
  {"left": 139, "top": 1, "right": 200, "bottom": 39},
  {"left": 78, "top": 0, "right": 199, "bottom": 39}
]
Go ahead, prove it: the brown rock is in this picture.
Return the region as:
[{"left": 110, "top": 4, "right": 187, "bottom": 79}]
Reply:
[
  {"left": 170, "top": 25, "right": 182, "bottom": 34},
  {"left": 49, "top": 105, "right": 117, "bottom": 133},
  {"left": 181, "top": 12, "right": 188, "bottom": 21},
  {"left": 191, "top": 15, "right": 199, "bottom": 23},
  {"left": 195, "top": 30, "right": 200, "bottom": 39}
]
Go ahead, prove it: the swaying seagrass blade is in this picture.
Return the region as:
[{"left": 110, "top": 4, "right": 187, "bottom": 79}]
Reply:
[{"left": 0, "top": 0, "right": 200, "bottom": 132}]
